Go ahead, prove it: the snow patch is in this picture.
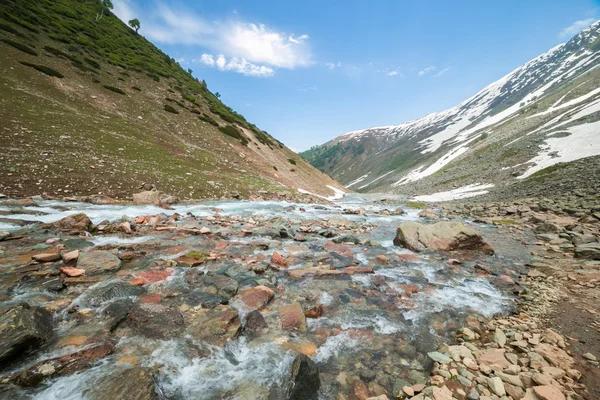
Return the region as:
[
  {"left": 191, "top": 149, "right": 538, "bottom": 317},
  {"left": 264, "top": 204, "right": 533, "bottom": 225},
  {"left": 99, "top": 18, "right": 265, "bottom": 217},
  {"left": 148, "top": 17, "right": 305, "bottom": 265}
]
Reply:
[{"left": 413, "top": 183, "right": 495, "bottom": 202}]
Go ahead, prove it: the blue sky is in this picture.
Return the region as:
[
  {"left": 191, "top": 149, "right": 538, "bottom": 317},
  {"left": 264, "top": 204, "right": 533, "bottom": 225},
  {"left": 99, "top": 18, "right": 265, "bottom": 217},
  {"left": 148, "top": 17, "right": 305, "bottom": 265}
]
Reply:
[{"left": 113, "top": 0, "right": 599, "bottom": 151}]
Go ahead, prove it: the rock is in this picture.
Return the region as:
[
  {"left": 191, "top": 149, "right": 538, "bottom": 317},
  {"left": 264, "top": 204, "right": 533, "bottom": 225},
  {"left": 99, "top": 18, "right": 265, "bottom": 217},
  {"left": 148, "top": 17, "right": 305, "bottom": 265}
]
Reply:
[
  {"left": 487, "top": 377, "right": 506, "bottom": 396},
  {"left": 62, "top": 250, "right": 79, "bottom": 263},
  {"left": 271, "top": 252, "right": 288, "bottom": 268},
  {"left": 185, "top": 305, "right": 241, "bottom": 346},
  {"left": 0, "top": 231, "right": 10, "bottom": 241},
  {"left": 244, "top": 310, "right": 267, "bottom": 334},
  {"left": 350, "top": 380, "right": 369, "bottom": 400},
  {"left": 52, "top": 213, "right": 94, "bottom": 233},
  {"left": 185, "top": 270, "right": 238, "bottom": 301},
  {"left": 535, "top": 344, "right": 574, "bottom": 368},
  {"left": 133, "top": 190, "right": 162, "bottom": 205},
  {"left": 427, "top": 351, "right": 452, "bottom": 364},
  {"left": 59, "top": 266, "right": 85, "bottom": 277},
  {"left": 0, "top": 305, "right": 54, "bottom": 366},
  {"left": 533, "top": 223, "right": 561, "bottom": 234},
  {"left": 494, "top": 328, "right": 507, "bottom": 347},
  {"left": 87, "top": 367, "right": 164, "bottom": 400},
  {"left": 287, "top": 354, "right": 320, "bottom": 400},
  {"left": 431, "top": 385, "right": 453, "bottom": 400},
  {"left": 123, "top": 303, "right": 185, "bottom": 339},
  {"left": 199, "top": 226, "right": 211, "bottom": 234},
  {"left": 76, "top": 251, "right": 121, "bottom": 275},
  {"left": 3, "top": 341, "right": 115, "bottom": 386},
  {"left": 467, "top": 388, "right": 480, "bottom": 400},
  {"left": 280, "top": 303, "right": 307, "bottom": 332},
  {"left": 393, "top": 221, "right": 494, "bottom": 254},
  {"left": 476, "top": 349, "right": 510, "bottom": 368},
  {"left": 582, "top": 352, "right": 597, "bottom": 361},
  {"left": 332, "top": 235, "right": 360, "bottom": 244},
  {"left": 236, "top": 285, "right": 275, "bottom": 312},
  {"left": 574, "top": 243, "right": 600, "bottom": 260},
  {"left": 532, "top": 385, "right": 565, "bottom": 400},
  {"left": 448, "top": 345, "right": 473, "bottom": 361},
  {"left": 402, "top": 386, "right": 414, "bottom": 397},
  {"left": 79, "top": 280, "right": 144, "bottom": 308},
  {"left": 32, "top": 253, "right": 61, "bottom": 262}
]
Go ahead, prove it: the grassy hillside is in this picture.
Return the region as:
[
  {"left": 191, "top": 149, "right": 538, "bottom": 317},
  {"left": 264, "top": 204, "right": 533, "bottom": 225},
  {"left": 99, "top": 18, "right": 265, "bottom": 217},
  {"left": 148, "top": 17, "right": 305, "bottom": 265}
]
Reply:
[{"left": 0, "top": 0, "right": 342, "bottom": 200}]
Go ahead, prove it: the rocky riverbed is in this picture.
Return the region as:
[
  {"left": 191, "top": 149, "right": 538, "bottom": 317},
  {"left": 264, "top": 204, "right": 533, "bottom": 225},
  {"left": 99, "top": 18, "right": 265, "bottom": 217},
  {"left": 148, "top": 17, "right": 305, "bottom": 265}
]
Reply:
[{"left": 0, "top": 194, "right": 597, "bottom": 399}]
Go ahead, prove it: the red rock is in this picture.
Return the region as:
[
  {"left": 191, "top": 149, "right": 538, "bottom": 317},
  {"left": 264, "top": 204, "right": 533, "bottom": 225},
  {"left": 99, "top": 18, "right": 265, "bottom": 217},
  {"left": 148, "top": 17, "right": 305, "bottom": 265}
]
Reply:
[
  {"left": 130, "top": 269, "right": 172, "bottom": 285},
  {"left": 135, "top": 216, "right": 145, "bottom": 224},
  {"left": 60, "top": 266, "right": 85, "bottom": 277},
  {"left": 279, "top": 303, "right": 307, "bottom": 332},
  {"left": 535, "top": 344, "right": 574, "bottom": 368},
  {"left": 448, "top": 258, "right": 462, "bottom": 265},
  {"left": 62, "top": 250, "right": 79, "bottom": 264},
  {"left": 323, "top": 242, "right": 354, "bottom": 258},
  {"left": 375, "top": 255, "right": 389, "bottom": 264},
  {"left": 533, "top": 385, "right": 565, "bottom": 400},
  {"left": 120, "top": 222, "right": 132, "bottom": 234},
  {"left": 342, "top": 266, "right": 374, "bottom": 275},
  {"left": 350, "top": 380, "right": 369, "bottom": 400},
  {"left": 476, "top": 348, "right": 510, "bottom": 368},
  {"left": 400, "top": 284, "right": 420, "bottom": 295},
  {"left": 238, "top": 285, "right": 275, "bottom": 311},
  {"left": 271, "top": 252, "right": 288, "bottom": 268}
]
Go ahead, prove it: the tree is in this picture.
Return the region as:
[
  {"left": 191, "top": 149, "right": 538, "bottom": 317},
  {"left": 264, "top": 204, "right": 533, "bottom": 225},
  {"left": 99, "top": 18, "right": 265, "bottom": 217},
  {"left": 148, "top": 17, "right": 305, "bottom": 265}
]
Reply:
[
  {"left": 95, "top": 0, "right": 114, "bottom": 21},
  {"left": 215, "top": 92, "right": 221, "bottom": 99},
  {"left": 128, "top": 18, "right": 140, "bottom": 34},
  {"left": 187, "top": 68, "right": 193, "bottom": 75}
]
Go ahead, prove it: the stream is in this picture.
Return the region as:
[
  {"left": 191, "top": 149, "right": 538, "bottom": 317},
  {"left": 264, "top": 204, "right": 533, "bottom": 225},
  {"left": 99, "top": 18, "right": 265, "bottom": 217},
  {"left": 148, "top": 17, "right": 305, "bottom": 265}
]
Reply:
[{"left": 0, "top": 194, "right": 517, "bottom": 399}]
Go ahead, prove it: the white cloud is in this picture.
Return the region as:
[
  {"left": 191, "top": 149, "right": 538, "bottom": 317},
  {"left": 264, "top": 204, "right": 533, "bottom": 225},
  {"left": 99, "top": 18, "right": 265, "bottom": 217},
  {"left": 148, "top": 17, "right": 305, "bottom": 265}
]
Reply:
[
  {"left": 112, "top": 0, "right": 135, "bottom": 25},
  {"left": 297, "top": 85, "right": 318, "bottom": 92},
  {"left": 200, "top": 53, "right": 274, "bottom": 77},
  {"left": 113, "top": 1, "right": 311, "bottom": 77},
  {"left": 418, "top": 66, "right": 436, "bottom": 76},
  {"left": 433, "top": 67, "right": 450, "bottom": 78},
  {"left": 560, "top": 18, "right": 595, "bottom": 38},
  {"left": 387, "top": 71, "right": 398, "bottom": 76}
]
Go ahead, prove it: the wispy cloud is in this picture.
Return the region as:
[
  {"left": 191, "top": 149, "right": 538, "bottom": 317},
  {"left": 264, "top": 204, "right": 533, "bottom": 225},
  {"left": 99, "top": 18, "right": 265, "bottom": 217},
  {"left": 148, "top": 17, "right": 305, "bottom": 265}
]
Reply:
[
  {"left": 418, "top": 66, "right": 436, "bottom": 77},
  {"left": 559, "top": 18, "right": 595, "bottom": 38},
  {"left": 199, "top": 54, "right": 274, "bottom": 77},
  {"left": 433, "top": 67, "right": 450, "bottom": 78},
  {"left": 113, "top": 1, "right": 312, "bottom": 77}
]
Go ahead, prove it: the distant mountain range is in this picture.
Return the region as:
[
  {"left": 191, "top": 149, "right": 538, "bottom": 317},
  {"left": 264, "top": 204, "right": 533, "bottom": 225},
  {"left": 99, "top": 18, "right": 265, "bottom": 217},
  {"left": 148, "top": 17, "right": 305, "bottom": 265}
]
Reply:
[{"left": 301, "top": 20, "right": 600, "bottom": 198}]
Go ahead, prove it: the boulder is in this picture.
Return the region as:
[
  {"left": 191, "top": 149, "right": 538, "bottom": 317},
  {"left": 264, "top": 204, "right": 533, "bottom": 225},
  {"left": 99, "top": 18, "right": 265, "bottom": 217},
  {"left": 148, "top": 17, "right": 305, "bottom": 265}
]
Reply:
[
  {"left": 287, "top": 354, "right": 320, "bottom": 400},
  {"left": 2, "top": 341, "right": 115, "bottom": 386},
  {"left": 244, "top": 310, "right": 267, "bottom": 335},
  {"left": 0, "top": 305, "right": 54, "bottom": 367},
  {"left": 87, "top": 367, "right": 164, "bottom": 400},
  {"left": 78, "top": 280, "right": 144, "bottom": 308},
  {"left": 133, "top": 190, "right": 162, "bottom": 205},
  {"left": 393, "top": 221, "right": 494, "bottom": 254},
  {"left": 122, "top": 303, "right": 185, "bottom": 339},
  {"left": 533, "top": 223, "right": 562, "bottom": 234},
  {"left": 533, "top": 385, "right": 565, "bottom": 400},
  {"left": 76, "top": 251, "right": 121, "bottom": 275},
  {"left": 52, "top": 213, "right": 94, "bottom": 233}
]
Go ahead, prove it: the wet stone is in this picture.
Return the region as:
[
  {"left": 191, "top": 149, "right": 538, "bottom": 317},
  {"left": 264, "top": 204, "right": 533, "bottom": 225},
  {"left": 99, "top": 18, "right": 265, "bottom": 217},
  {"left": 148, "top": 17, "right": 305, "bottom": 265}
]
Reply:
[
  {"left": 76, "top": 251, "right": 121, "bottom": 276},
  {"left": 122, "top": 303, "right": 185, "bottom": 339},
  {"left": 86, "top": 367, "right": 164, "bottom": 400}
]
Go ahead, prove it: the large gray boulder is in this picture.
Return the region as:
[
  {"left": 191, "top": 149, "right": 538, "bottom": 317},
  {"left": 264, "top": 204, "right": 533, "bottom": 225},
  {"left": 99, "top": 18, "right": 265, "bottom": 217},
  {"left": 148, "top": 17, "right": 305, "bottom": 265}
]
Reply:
[
  {"left": 0, "top": 305, "right": 54, "bottom": 367},
  {"left": 77, "top": 251, "right": 121, "bottom": 275},
  {"left": 393, "top": 221, "right": 494, "bottom": 254},
  {"left": 287, "top": 354, "right": 321, "bottom": 400}
]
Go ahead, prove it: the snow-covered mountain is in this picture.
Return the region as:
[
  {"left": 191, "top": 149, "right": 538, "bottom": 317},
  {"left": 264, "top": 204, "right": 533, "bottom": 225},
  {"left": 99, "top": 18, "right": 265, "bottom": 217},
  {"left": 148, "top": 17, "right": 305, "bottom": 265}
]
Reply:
[{"left": 301, "top": 20, "right": 600, "bottom": 196}]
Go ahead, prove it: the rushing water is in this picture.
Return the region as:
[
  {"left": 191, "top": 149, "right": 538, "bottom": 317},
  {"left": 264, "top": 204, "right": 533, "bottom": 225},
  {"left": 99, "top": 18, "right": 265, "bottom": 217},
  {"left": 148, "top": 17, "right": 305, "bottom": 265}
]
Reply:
[{"left": 0, "top": 195, "right": 515, "bottom": 399}]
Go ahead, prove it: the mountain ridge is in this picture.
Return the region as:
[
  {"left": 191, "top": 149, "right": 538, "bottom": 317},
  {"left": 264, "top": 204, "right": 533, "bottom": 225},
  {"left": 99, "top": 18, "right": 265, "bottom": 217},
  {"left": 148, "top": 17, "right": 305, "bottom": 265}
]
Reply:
[{"left": 301, "top": 20, "right": 600, "bottom": 198}]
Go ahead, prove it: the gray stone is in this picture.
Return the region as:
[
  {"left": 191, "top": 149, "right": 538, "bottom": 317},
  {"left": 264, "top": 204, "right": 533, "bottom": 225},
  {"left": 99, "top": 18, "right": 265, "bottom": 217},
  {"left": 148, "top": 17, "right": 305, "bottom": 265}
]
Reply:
[
  {"left": 427, "top": 351, "right": 452, "bottom": 364},
  {"left": 77, "top": 251, "right": 121, "bottom": 275},
  {"left": 0, "top": 305, "right": 54, "bottom": 366},
  {"left": 394, "top": 221, "right": 494, "bottom": 254}
]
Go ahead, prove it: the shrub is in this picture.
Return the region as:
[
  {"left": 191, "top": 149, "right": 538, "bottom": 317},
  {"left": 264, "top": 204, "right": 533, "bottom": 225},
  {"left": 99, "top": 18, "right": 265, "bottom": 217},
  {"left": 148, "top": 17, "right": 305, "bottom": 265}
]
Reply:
[
  {"left": 0, "top": 23, "right": 26, "bottom": 38},
  {"left": 218, "top": 125, "right": 249, "bottom": 146},
  {"left": 273, "top": 166, "right": 278, "bottom": 171},
  {"left": 131, "top": 86, "right": 141, "bottom": 91},
  {"left": 287, "top": 158, "right": 297, "bottom": 165},
  {"left": 103, "top": 85, "right": 126, "bottom": 95},
  {"left": 198, "top": 113, "right": 219, "bottom": 127},
  {"left": 72, "top": 61, "right": 98, "bottom": 73},
  {"left": 1, "top": 39, "right": 38, "bottom": 55},
  {"left": 84, "top": 57, "right": 100, "bottom": 68},
  {"left": 163, "top": 104, "right": 179, "bottom": 114},
  {"left": 19, "top": 61, "right": 63, "bottom": 78}
]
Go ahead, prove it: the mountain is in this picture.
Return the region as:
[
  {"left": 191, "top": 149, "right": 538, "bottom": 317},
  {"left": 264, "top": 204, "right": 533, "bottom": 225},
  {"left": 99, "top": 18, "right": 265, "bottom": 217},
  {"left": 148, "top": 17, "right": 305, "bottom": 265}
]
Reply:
[
  {"left": 301, "top": 21, "right": 600, "bottom": 199},
  {"left": 0, "top": 0, "right": 343, "bottom": 201}
]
